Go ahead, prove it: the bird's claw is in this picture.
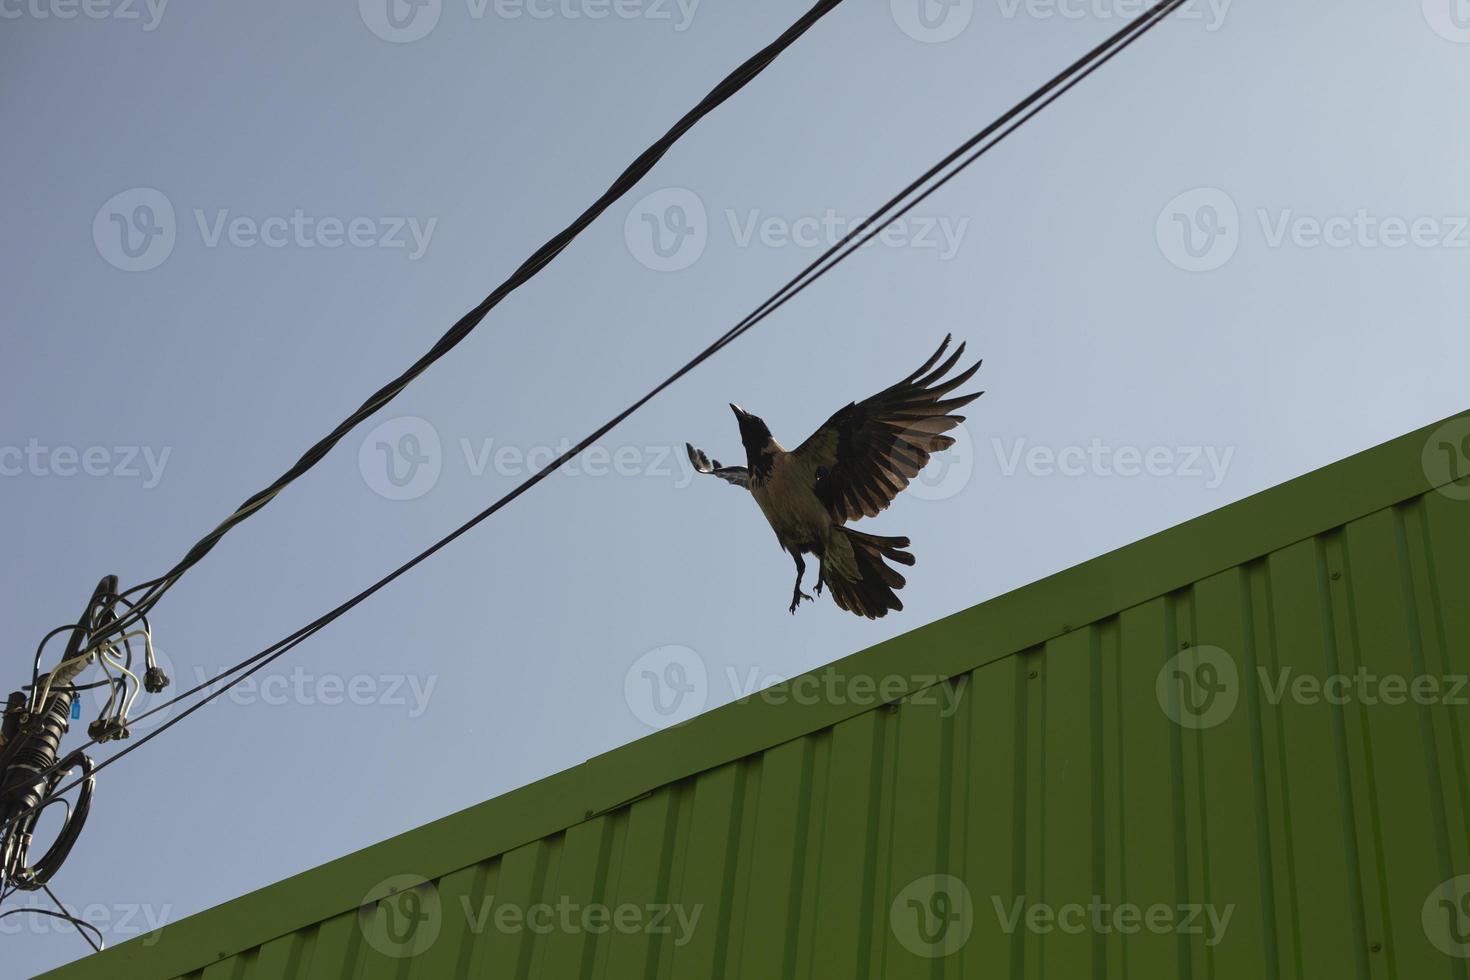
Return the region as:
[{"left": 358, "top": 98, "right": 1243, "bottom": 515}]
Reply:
[{"left": 789, "top": 589, "right": 814, "bottom": 614}]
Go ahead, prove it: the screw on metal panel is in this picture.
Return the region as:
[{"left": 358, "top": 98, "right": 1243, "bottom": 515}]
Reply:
[
  {"left": 584, "top": 809, "right": 594, "bottom": 819},
  {"left": 1331, "top": 571, "right": 1342, "bottom": 581},
  {"left": 1180, "top": 642, "right": 1190, "bottom": 650},
  {"left": 1028, "top": 670, "right": 1039, "bottom": 680},
  {"left": 1370, "top": 942, "right": 1382, "bottom": 953}
]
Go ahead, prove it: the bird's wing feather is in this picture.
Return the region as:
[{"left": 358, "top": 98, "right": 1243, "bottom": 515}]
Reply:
[
  {"left": 793, "top": 334, "right": 983, "bottom": 522},
  {"left": 686, "top": 443, "right": 750, "bottom": 489}
]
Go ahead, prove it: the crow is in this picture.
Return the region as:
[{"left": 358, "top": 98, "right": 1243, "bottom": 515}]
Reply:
[{"left": 686, "top": 335, "right": 982, "bottom": 619}]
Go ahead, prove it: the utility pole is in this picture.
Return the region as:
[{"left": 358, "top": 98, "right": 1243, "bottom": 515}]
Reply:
[{"left": 0, "top": 575, "right": 167, "bottom": 894}]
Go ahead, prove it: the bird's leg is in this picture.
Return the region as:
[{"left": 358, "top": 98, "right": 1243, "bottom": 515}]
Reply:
[{"left": 789, "top": 552, "right": 813, "bottom": 614}]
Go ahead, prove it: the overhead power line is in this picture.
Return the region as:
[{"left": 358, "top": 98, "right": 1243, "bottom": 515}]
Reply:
[
  {"left": 14, "top": 0, "right": 1191, "bottom": 822},
  {"left": 96, "top": 0, "right": 850, "bottom": 642}
]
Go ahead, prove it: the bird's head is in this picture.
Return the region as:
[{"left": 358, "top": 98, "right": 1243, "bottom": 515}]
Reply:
[{"left": 730, "top": 403, "right": 774, "bottom": 460}]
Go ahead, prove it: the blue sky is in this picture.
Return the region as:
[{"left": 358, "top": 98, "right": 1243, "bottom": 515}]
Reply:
[{"left": 3, "top": 0, "right": 1469, "bottom": 972}]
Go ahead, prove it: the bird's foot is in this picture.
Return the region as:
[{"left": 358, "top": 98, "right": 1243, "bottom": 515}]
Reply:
[
  {"left": 814, "top": 577, "right": 824, "bottom": 597},
  {"left": 789, "top": 588, "right": 814, "bottom": 614}
]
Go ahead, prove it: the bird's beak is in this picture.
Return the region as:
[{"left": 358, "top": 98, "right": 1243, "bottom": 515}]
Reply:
[{"left": 729, "top": 403, "right": 748, "bottom": 419}]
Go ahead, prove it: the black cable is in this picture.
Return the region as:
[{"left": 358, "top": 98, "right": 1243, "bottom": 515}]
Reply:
[
  {"left": 44, "top": 884, "right": 103, "bottom": 953},
  {"left": 13, "top": 0, "right": 1190, "bottom": 820},
  {"left": 0, "top": 886, "right": 106, "bottom": 953},
  {"left": 91, "top": 0, "right": 851, "bottom": 644}
]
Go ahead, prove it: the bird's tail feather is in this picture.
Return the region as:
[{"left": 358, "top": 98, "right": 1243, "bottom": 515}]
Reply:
[{"left": 823, "top": 528, "right": 915, "bottom": 620}]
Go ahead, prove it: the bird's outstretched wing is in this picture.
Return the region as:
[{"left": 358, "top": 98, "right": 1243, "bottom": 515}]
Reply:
[
  {"left": 686, "top": 443, "right": 750, "bottom": 489},
  {"left": 794, "top": 334, "right": 982, "bottom": 522}
]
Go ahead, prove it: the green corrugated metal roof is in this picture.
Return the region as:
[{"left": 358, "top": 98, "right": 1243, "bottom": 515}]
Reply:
[{"left": 41, "top": 410, "right": 1470, "bottom": 979}]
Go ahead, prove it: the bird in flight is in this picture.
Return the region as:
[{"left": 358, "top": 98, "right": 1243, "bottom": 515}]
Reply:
[{"left": 687, "top": 335, "right": 982, "bottom": 619}]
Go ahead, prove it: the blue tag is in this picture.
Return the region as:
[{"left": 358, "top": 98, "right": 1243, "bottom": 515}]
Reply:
[{"left": 70, "top": 700, "right": 81, "bottom": 720}]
